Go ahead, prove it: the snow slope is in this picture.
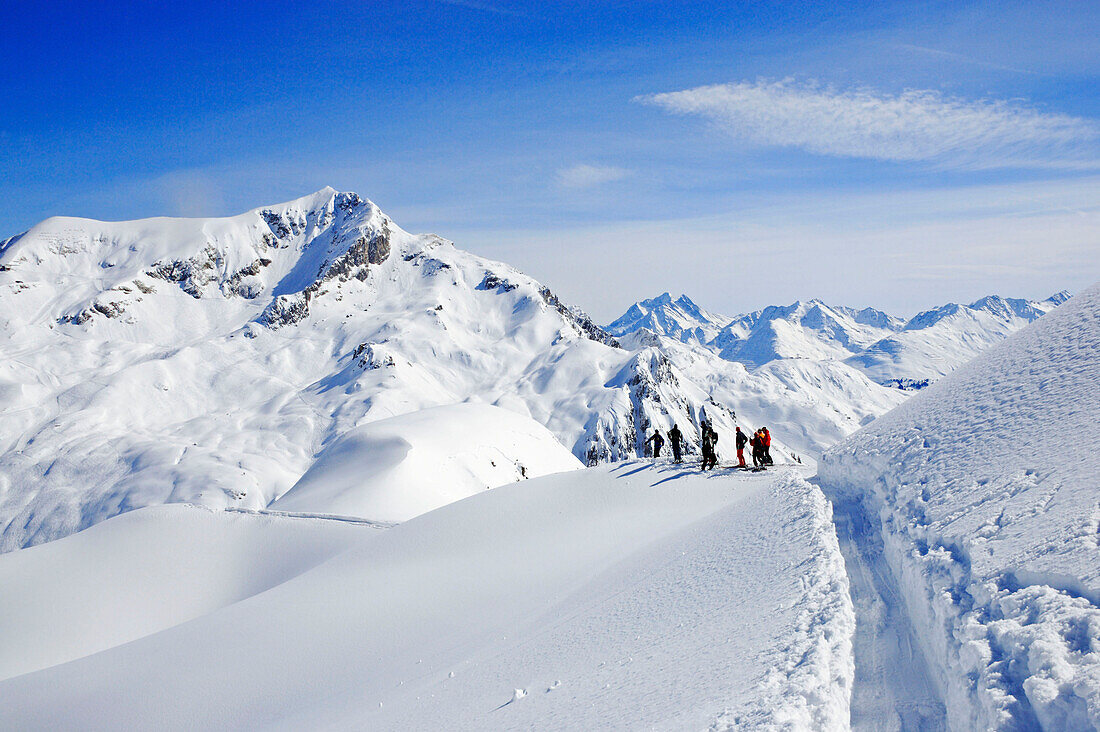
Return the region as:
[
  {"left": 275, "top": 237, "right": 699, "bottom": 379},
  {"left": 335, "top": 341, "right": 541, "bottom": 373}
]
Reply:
[
  {"left": 819, "top": 281, "right": 1100, "bottom": 730},
  {"left": 0, "top": 504, "right": 372, "bottom": 682},
  {"left": 270, "top": 403, "right": 582, "bottom": 522},
  {"left": 0, "top": 463, "right": 853, "bottom": 730}
]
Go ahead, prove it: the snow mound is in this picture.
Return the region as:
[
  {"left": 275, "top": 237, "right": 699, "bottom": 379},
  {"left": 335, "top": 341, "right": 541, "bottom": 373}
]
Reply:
[
  {"left": 819, "top": 281, "right": 1100, "bottom": 730},
  {"left": 0, "top": 504, "right": 368, "bottom": 682},
  {"left": 0, "top": 464, "right": 853, "bottom": 730},
  {"left": 270, "top": 403, "right": 583, "bottom": 522}
]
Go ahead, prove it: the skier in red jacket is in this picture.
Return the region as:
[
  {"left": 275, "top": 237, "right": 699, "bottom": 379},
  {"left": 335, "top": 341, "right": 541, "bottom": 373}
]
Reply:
[{"left": 762, "top": 427, "right": 772, "bottom": 465}]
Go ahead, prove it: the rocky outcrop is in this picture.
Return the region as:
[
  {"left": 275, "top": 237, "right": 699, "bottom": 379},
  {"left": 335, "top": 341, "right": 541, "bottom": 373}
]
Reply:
[
  {"left": 322, "top": 225, "right": 391, "bottom": 283},
  {"left": 579, "top": 348, "right": 740, "bottom": 463},
  {"left": 260, "top": 292, "right": 311, "bottom": 327},
  {"left": 352, "top": 343, "right": 397, "bottom": 370},
  {"left": 539, "top": 287, "right": 621, "bottom": 349},
  {"left": 478, "top": 272, "right": 518, "bottom": 292}
]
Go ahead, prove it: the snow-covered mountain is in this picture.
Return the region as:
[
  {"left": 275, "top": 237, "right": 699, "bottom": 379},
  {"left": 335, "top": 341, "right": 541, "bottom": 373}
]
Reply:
[
  {"left": 847, "top": 292, "right": 1069, "bottom": 387},
  {"left": 710, "top": 299, "right": 904, "bottom": 368},
  {"left": 610, "top": 292, "right": 1068, "bottom": 389},
  {"left": 605, "top": 292, "right": 729, "bottom": 344},
  {"left": 819, "top": 281, "right": 1100, "bottom": 729},
  {"left": 1, "top": 188, "right": 864, "bottom": 551}
]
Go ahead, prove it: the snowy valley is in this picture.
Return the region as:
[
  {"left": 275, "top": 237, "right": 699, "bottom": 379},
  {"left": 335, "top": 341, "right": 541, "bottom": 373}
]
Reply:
[{"left": 0, "top": 190, "right": 1096, "bottom": 730}]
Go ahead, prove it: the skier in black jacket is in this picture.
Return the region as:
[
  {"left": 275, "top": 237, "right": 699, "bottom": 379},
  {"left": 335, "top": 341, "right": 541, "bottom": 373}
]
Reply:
[
  {"left": 645, "top": 430, "right": 665, "bottom": 459},
  {"left": 668, "top": 424, "right": 683, "bottom": 463},
  {"left": 700, "top": 424, "right": 718, "bottom": 471}
]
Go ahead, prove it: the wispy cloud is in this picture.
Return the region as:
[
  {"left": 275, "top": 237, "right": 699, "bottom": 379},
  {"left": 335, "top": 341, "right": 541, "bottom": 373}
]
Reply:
[
  {"left": 434, "top": 0, "right": 527, "bottom": 17},
  {"left": 637, "top": 79, "right": 1099, "bottom": 169},
  {"left": 890, "top": 43, "right": 1038, "bottom": 75},
  {"left": 556, "top": 164, "right": 632, "bottom": 189}
]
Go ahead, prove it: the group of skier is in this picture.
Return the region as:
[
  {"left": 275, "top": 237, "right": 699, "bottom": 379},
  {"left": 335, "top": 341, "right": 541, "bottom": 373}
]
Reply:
[
  {"left": 632, "top": 420, "right": 771, "bottom": 471},
  {"left": 748, "top": 427, "right": 772, "bottom": 467}
]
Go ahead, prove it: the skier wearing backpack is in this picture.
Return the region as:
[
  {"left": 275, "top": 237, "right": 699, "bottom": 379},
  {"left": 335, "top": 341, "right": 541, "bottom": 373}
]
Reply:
[
  {"left": 750, "top": 430, "right": 763, "bottom": 467},
  {"left": 701, "top": 424, "right": 718, "bottom": 471},
  {"left": 735, "top": 426, "right": 748, "bottom": 468},
  {"left": 700, "top": 421, "right": 714, "bottom": 471},
  {"left": 762, "top": 427, "right": 772, "bottom": 465},
  {"left": 668, "top": 424, "right": 683, "bottom": 463}
]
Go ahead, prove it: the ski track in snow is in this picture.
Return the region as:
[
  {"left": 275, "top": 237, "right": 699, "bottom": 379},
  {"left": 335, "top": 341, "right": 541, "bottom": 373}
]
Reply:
[
  {"left": 830, "top": 496, "right": 947, "bottom": 731},
  {"left": 821, "top": 281, "right": 1100, "bottom": 730}
]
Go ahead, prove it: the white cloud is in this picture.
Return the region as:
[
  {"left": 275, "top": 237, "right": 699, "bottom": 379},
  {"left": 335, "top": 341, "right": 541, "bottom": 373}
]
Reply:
[
  {"left": 556, "top": 164, "right": 632, "bottom": 189},
  {"left": 638, "top": 79, "right": 1099, "bottom": 169}
]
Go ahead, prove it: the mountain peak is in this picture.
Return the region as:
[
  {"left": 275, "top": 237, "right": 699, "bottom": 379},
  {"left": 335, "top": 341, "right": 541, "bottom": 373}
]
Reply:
[
  {"left": 256, "top": 187, "right": 344, "bottom": 215},
  {"left": 605, "top": 292, "right": 729, "bottom": 344}
]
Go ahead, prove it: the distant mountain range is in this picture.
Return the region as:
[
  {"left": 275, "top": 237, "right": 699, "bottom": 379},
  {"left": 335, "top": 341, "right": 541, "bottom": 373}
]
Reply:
[{"left": 606, "top": 291, "right": 1069, "bottom": 389}]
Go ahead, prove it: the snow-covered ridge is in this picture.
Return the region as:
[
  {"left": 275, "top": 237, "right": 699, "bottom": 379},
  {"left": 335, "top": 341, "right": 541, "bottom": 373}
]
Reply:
[
  {"left": 819, "top": 280, "right": 1100, "bottom": 729},
  {"left": 610, "top": 291, "right": 1068, "bottom": 387}
]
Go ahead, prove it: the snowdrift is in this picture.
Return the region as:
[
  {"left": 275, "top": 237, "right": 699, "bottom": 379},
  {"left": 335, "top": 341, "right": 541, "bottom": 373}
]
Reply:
[
  {"left": 270, "top": 402, "right": 582, "bottom": 522},
  {"left": 0, "top": 505, "right": 370, "bottom": 682},
  {"left": 819, "top": 281, "right": 1100, "bottom": 730},
  {"left": 0, "top": 463, "right": 853, "bottom": 730}
]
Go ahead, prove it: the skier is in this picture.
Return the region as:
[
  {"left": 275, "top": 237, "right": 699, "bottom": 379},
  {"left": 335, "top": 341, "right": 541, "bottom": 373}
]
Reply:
[
  {"left": 700, "top": 422, "right": 714, "bottom": 471},
  {"left": 735, "top": 426, "right": 748, "bottom": 468},
  {"left": 762, "top": 427, "right": 773, "bottom": 466},
  {"left": 668, "top": 424, "right": 683, "bottom": 463},
  {"left": 645, "top": 430, "right": 665, "bottom": 459},
  {"left": 701, "top": 424, "right": 718, "bottom": 471},
  {"left": 706, "top": 424, "right": 719, "bottom": 470},
  {"left": 750, "top": 430, "right": 763, "bottom": 468}
]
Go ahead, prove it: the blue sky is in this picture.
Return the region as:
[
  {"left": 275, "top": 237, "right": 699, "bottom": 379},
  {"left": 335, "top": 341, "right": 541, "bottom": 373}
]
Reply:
[{"left": 3, "top": 0, "right": 1098, "bottom": 320}]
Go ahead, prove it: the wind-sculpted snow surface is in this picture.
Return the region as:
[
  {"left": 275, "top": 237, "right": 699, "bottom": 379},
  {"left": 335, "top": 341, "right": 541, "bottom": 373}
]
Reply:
[
  {"left": 819, "top": 281, "right": 1100, "bottom": 730},
  {"left": 270, "top": 403, "right": 582, "bottom": 522},
  {"left": 0, "top": 464, "right": 853, "bottom": 730},
  {"left": 0, "top": 504, "right": 370, "bottom": 681}
]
